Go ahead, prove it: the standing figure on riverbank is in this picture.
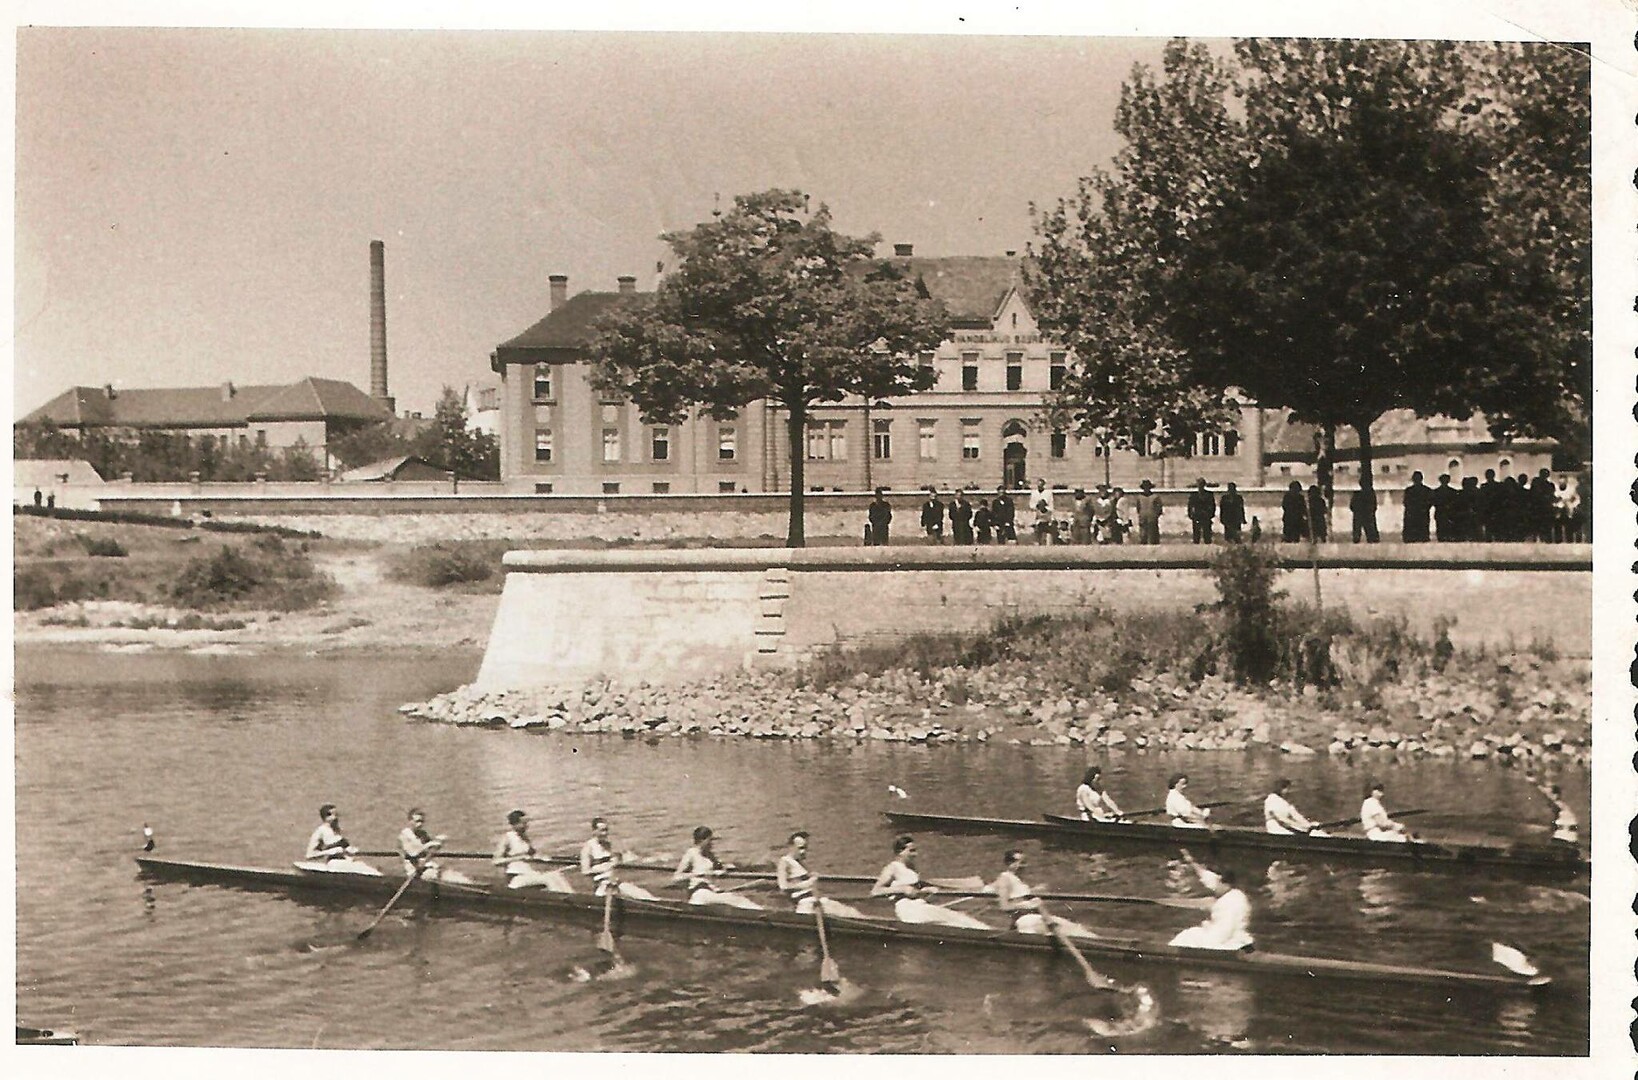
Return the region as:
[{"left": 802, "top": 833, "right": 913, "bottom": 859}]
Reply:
[
  {"left": 867, "top": 488, "right": 893, "bottom": 547},
  {"left": 920, "top": 488, "right": 945, "bottom": 544},
  {"left": 1187, "top": 479, "right": 1215, "bottom": 545},
  {"left": 1219, "top": 482, "right": 1246, "bottom": 543},
  {"left": 1169, "top": 851, "right": 1253, "bottom": 951},
  {"left": 302, "top": 803, "right": 382, "bottom": 875},
  {"left": 1166, "top": 774, "right": 1212, "bottom": 828},
  {"left": 1281, "top": 481, "right": 1307, "bottom": 543},
  {"left": 1456, "top": 476, "right": 1481, "bottom": 540},
  {"left": 1031, "top": 483, "right": 1057, "bottom": 545},
  {"left": 1134, "top": 480, "right": 1163, "bottom": 545},
  {"left": 494, "top": 810, "right": 574, "bottom": 890},
  {"left": 1262, "top": 780, "right": 1325, "bottom": 836},
  {"left": 950, "top": 489, "right": 975, "bottom": 545},
  {"left": 1402, "top": 472, "right": 1433, "bottom": 542},
  {"left": 1360, "top": 782, "right": 1410, "bottom": 843},
  {"left": 1076, "top": 766, "right": 1126, "bottom": 822},
  {"left": 580, "top": 817, "right": 657, "bottom": 899},
  {"left": 994, "top": 850, "right": 1097, "bottom": 938},
  {"left": 871, "top": 835, "right": 989, "bottom": 929},
  {"left": 974, "top": 498, "right": 995, "bottom": 544},
  {"left": 1431, "top": 474, "right": 1458, "bottom": 540},
  {"left": 992, "top": 485, "right": 1017, "bottom": 543},
  {"left": 675, "top": 826, "right": 763, "bottom": 909},
  {"left": 399, "top": 807, "right": 473, "bottom": 884},
  {"left": 776, "top": 831, "right": 866, "bottom": 919},
  {"left": 1306, "top": 484, "right": 1330, "bottom": 542},
  {"left": 1349, "top": 485, "right": 1379, "bottom": 544}
]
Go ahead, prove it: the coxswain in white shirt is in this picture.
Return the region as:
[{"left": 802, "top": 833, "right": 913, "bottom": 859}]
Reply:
[
  {"left": 492, "top": 809, "right": 574, "bottom": 890},
  {"left": 1263, "top": 779, "right": 1326, "bottom": 836},
  {"left": 1359, "top": 781, "right": 1410, "bottom": 843},
  {"left": 870, "top": 835, "right": 990, "bottom": 929},
  {"left": 776, "top": 831, "right": 866, "bottom": 919},
  {"left": 1075, "top": 767, "right": 1126, "bottom": 823},
  {"left": 994, "top": 850, "right": 1097, "bottom": 939},
  {"left": 1168, "top": 851, "right": 1253, "bottom": 951},
  {"left": 300, "top": 803, "right": 381, "bottom": 875},
  {"left": 673, "top": 826, "right": 763, "bottom": 909},
  {"left": 1166, "top": 774, "right": 1211, "bottom": 828},
  {"left": 398, "top": 807, "right": 474, "bottom": 884},
  {"left": 1538, "top": 783, "right": 1578, "bottom": 845},
  {"left": 579, "top": 817, "right": 657, "bottom": 900}
]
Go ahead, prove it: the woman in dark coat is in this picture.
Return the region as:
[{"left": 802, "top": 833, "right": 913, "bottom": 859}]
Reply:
[
  {"left": 1306, "top": 484, "right": 1329, "bottom": 542},
  {"left": 1281, "top": 481, "right": 1308, "bottom": 543}
]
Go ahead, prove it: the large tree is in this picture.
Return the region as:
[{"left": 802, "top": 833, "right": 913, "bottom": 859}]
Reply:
[{"left": 587, "top": 189, "right": 951, "bottom": 546}]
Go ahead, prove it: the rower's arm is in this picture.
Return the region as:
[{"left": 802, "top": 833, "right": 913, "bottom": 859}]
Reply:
[
  {"left": 869, "top": 867, "right": 898, "bottom": 897},
  {"left": 492, "top": 838, "right": 511, "bottom": 868},
  {"left": 775, "top": 858, "right": 792, "bottom": 892},
  {"left": 671, "top": 853, "right": 691, "bottom": 883},
  {"left": 579, "top": 843, "right": 594, "bottom": 876}
]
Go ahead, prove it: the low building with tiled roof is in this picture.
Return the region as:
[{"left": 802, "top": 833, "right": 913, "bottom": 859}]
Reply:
[
  {"left": 19, "top": 376, "right": 389, "bottom": 469},
  {"left": 1263, "top": 409, "right": 1555, "bottom": 487}
]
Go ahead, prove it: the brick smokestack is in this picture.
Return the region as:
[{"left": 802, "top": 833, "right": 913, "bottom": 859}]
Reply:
[
  {"left": 369, "top": 240, "right": 394, "bottom": 413},
  {"left": 549, "top": 274, "right": 569, "bottom": 311}
]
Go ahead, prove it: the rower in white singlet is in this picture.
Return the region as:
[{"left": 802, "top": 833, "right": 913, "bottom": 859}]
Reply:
[
  {"left": 398, "top": 807, "right": 474, "bottom": 884},
  {"left": 673, "top": 826, "right": 763, "bottom": 909},
  {"left": 1166, "top": 774, "right": 1211, "bottom": 829},
  {"left": 1263, "top": 779, "right": 1327, "bottom": 836},
  {"left": 775, "top": 831, "right": 866, "bottom": 919},
  {"left": 1538, "top": 783, "right": 1578, "bottom": 845},
  {"left": 994, "top": 850, "right": 1097, "bottom": 939},
  {"left": 492, "top": 809, "right": 575, "bottom": 890},
  {"left": 298, "top": 803, "right": 382, "bottom": 875},
  {"left": 579, "top": 817, "right": 657, "bottom": 900},
  {"left": 1075, "top": 767, "right": 1127, "bottom": 823},
  {"left": 1359, "top": 781, "right": 1409, "bottom": 843},
  {"left": 870, "top": 835, "right": 990, "bottom": 930},
  {"left": 1169, "top": 851, "right": 1253, "bottom": 951}
]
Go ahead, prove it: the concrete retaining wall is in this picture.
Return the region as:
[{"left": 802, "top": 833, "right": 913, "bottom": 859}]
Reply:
[{"left": 473, "top": 545, "right": 1591, "bottom": 690}]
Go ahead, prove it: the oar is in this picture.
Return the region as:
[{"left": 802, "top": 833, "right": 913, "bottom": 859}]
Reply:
[
  {"left": 1040, "top": 903, "right": 1120, "bottom": 992},
  {"left": 596, "top": 885, "right": 618, "bottom": 954},
  {"left": 877, "top": 889, "right": 1212, "bottom": 910},
  {"left": 357, "top": 863, "right": 427, "bottom": 940},
  {"left": 1309, "top": 807, "right": 1431, "bottom": 832},
  {"left": 815, "top": 896, "right": 841, "bottom": 987},
  {"left": 1120, "top": 799, "right": 1240, "bottom": 821}
]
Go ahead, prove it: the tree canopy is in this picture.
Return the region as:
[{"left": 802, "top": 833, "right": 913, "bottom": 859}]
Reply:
[
  {"left": 588, "top": 189, "right": 951, "bottom": 545},
  {"left": 1030, "top": 39, "right": 1591, "bottom": 485}
]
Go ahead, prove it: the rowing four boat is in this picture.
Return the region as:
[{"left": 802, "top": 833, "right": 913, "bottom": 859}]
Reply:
[
  {"left": 881, "top": 810, "right": 1589, "bottom": 877},
  {"left": 134, "top": 855, "right": 1549, "bottom": 994}
]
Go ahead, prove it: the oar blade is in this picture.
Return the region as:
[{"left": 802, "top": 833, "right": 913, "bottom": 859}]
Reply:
[
  {"left": 596, "top": 928, "right": 617, "bottom": 953},
  {"left": 820, "top": 956, "right": 841, "bottom": 985}
]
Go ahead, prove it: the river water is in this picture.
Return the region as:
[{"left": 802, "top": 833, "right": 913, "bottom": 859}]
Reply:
[{"left": 14, "top": 647, "right": 1588, "bottom": 1055}]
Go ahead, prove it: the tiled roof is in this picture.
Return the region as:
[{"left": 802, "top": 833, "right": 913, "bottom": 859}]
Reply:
[
  {"left": 13, "top": 459, "right": 105, "bottom": 486},
  {"left": 18, "top": 377, "right": 387, "bottom": 429},
  {"left": 338, "top": 455, "right": 449, "bottom": 482},
  {"left": 1264, "top": 409, "right": 1553, "bottom": 459},
  {"left": 495, "top": 291, "right": 651, "bottom": 353},
  {"left": 891, "top": 255, "right": 1026, "bottom": 326}
]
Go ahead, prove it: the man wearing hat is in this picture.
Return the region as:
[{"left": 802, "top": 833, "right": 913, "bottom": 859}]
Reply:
[
  {"left": 1134, "top": 480, "right": 1163, "bottom": 545},
  {"left": 1187, "top": 478, "right": 1216, "bottom": 545}
]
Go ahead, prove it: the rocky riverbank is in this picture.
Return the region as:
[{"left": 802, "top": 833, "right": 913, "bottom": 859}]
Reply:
[{"left": 400, "top": 648, "right": 1591, "bottom": 771}]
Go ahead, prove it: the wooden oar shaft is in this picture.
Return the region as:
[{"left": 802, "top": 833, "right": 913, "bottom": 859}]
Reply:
[
  {"left": 1311, "top": 807, "right": 1432, "bottom": 832},
  {"left": 357, "top": 865, "right": 425, "bottom": 939},
  {"left": 1124, "top": 798, "right": 1240, "bottom": 820}
]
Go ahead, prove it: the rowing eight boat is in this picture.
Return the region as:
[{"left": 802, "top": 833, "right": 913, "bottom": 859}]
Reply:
[
  {"left": 881, "top": 810, "right": 1589, "bottom": 877},
  {"left": 134, "top": 855, "right": 1549, "bottom": 994}
]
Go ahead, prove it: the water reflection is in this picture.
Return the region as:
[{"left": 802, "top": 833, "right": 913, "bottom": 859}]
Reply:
[{"left": 1175, "top": 972, "right": 1256, "bottom": 1046}]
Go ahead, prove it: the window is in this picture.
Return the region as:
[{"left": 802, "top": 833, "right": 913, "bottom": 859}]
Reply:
[
  {"left": 534, "top": 482, "right": 554, "bottom": 494},
  {"left": 807, "top": 424, "right": 829, "bottom": 460},
  {"left": 651, "top": 426, "right": 670, "bottom": 462},
  {"left": 1447, "top": 458, "right": 1462, "bottom": 474},
  {"left": 961, "top": 352, "right": 979, "bottom": 391},
  {"left": 718, "top": 426, "right": 737, "bottom": 461},
  {"left": 829, "top": 421, "right": 846, "bottom": 461},
  {"left": 1006, "top": 352, "right": 1023, "bottom": 391},
  {"left": 872, "top": 418, "right": 892, "bottom": 460},
  {"left": 1224, "top": 430, "right": 1239, "bottom": 457},
  {"left": 718, "top": 481, "right": 737, "bottom": 493},
  {"left": 602, "top": 429, "right": 621, "bottom": 463},
  {"left": 602, "top": 482, "right": 621, "bottom": 495},
  {"left": 1280, "top": 465, "right": 1293, "bottom": 476},
  {"left": 1049, "top": 352, "right": 1066, "bottom": 391},
  {"left": 652, "top": 481, "right": 670, "bottom": 494},
  {"left": 1199, "top": 432, "right": 1222, "bottom": 456},
  {"left": 534, "top": 428, "right": 553, "bottom": 463},
  {"left": 1050, "top": 432, "right": 1067, "bottom": 459},
  {"left": 255, "top": 429, "right": 267, "bottom": 448},
  {"left": 918, "top": 351, "right": 935, "bottom": 372},
  {"left": 918, "top": 419, "right": 937, "bottom": 460},
  {"left": 805, "top": 421, "right": 846, "bottom": 461},
  {"left": 962, "top": 419, "right": 981, "bottom": 460},
  {"left": 533, "top": 365, "right": 552, "bottom": 400}
]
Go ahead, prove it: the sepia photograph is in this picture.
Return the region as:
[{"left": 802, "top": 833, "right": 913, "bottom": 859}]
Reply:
[{"left": 9, "top": 2, "right": 1633, "bottom": 1074}]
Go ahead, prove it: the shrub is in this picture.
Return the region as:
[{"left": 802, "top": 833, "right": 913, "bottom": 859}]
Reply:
[
  {"left": 1209, "top": 542, "right": 1286, "bottom": 683},
  {"left": 14, "top": 566, "right": 60, "bottom": 611},
  {"left": 169, "top": 543, "right": 334, "bottom": 611},
  {"left": 80, "top": 535, "right": 129, "bottom": 557},
  {"left": 386, "top": 543, "right": 499, "bottom": 588}
]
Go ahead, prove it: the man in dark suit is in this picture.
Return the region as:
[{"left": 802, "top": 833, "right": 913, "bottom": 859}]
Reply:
[
  {"left": 867, "top": 488, "right": 893, "bottom": 547},
  {"left": 1186, "top": 478, "right": 1216, "bottom": 545},
  {"left": 1219, "top": 481, "right": 1246, "bottom": 543},
  {"left": 1401, "top": 472, "right": 1433, "bottom": 543},
  {"left": 920, "top": 488, "right": 946, "bottom": 544},
  {"left": 950, "top": 489, "right": 975, "bottom": 545},
  {"left": 1431, "top": 474, "right": 1458, "bottom": 541}
]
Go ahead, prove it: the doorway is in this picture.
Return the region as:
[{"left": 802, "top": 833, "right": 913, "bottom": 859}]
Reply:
[{"left": 1002, "top": 420, "right": 1029, "bottom": 489}]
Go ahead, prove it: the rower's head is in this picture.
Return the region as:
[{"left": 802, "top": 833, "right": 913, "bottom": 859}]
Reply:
[
  {"left": 1082, "top": 766, "right": 1102, "bottom": 787},
  {"left": 1214, "top": 867, "right": 1240, "bottom": 894},
  {"left": 893, "top": 834, "right": 917, "bottom": 865},
  {"left": 508, "top": 809, "right": 528, "bottom": 832},
  {"left": 590, "top": 817, "right": 609, "bottom": 839},
  {"left": 788, "top": 830, "right": 809, "bottom": 853},
  {"left": 693, "top": 826, "right": 715, "bottom": 849},
  {"left": 1168, "top": 774, "right": 1187, "bottom": 791},
  {"left": 1366, "top": 780, "right": 1385, "bottom": 798},
  {"left": 1003, "top": 849, "right": 1025, "bottom": 871},
  {"left": 319, "top": 803, "right": 337, "bottom": 823},
  {"left": 407, "top": 807, "right": 425, "bottom": 826},
  {"left": 1273, "top": 779, "right": 1292, "bottom": 795}
]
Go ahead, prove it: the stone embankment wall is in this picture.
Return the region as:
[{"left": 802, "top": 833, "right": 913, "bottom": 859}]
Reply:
[{"left": 474, "top": 545, "right": 1591, "bottom": 690}]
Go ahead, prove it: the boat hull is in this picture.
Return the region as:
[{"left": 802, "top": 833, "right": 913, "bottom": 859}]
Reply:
[
  {"left": 881, "top": 810, "right": 1588, "bottom": 878},
  {"left": 134, "top": 855, "right": 1547, "bottom": 994}
]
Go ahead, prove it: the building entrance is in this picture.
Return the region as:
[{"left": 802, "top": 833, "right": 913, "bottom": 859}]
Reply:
[{"left": 1002, "top": 422, "right": 1029, "bottom": 489}]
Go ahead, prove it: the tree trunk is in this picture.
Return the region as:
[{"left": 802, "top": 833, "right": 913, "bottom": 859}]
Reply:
[
  {"left": 1318, "top": 424, "right": 1336, "bottom": 515},
  {"left": 785, "top": 398, "right": 807, "bottom": 548},
  {"left": 1355, "top": 420, "right": 1376, "bottom": 492}
]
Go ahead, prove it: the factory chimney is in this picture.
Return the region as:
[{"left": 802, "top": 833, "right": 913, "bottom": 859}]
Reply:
[{"left": 369, "top": 240, "right": 394, "bottom": 413}]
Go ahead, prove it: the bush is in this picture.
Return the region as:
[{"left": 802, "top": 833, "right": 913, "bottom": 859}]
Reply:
[
  {"left": 169, "top": 543, "right": 334, "bottom": 611},
  {"left": 1209, "top": 542, "right": 1286, "bottom": 684},
  {"left": 14, "top": 566, "right": 61, "bottom": 611},
  {"left": 80, "top": 534, "right": 128, "bottom": 557},
  {"left": 386, "top": 543, "right": 500, "bottom": 588}
]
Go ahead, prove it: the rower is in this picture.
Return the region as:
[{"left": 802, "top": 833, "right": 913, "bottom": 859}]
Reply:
[
  {"left": 1539, "top": 783, "right": 1578, "bottom": 845},
  {"left": 775, "top": 831, "right": 866, "bottom": 919},
  {"left": 1263, "top": 779, "right": 1326, "bottom": 836},
  {"left": 399, "top": 807, "right": 474, "bottom": 884},
  {"left": 1168, "top": 852, "right": 1253, "bottom": 951},
  {"left": 1359, "top": 781, "right": 1410, "bottom": 843},
  {"left": 492, "top": 810, "right": 574, "bottom": 890},
  {"left": 299, "top": 804, "right": 381, "bottom": 875},
  {"left": 1166, "top": 774, "right": 1211, "bottom": 828},
  {"left": 870, "top": 835, "right": 990, "bottom": 930},
  {"left": 994, "top": 850, "right": 1097, "bottom": 939},
  {"left": 579, "top": 817, "right": 657, "bottom": 900},
  {"left": 1075, "top": 767, "right": 1126, "bottom": 823},
  {"left": 673, "top": 826, "right": 763, "bottom": 909}
]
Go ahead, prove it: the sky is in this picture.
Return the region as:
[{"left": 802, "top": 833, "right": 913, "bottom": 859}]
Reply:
[{"left": 14, "top": 28, "right": 1167, "bottom": 420}]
